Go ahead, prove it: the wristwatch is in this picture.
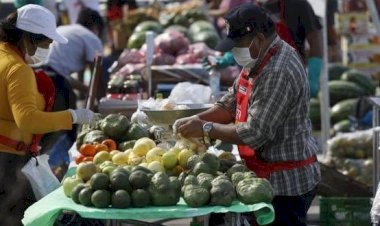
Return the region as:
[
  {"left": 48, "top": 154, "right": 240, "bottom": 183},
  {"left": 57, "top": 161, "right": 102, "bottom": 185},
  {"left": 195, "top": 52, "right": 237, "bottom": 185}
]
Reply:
[{"left": 202, "top": 122, "right": 213, "bottom": 146}]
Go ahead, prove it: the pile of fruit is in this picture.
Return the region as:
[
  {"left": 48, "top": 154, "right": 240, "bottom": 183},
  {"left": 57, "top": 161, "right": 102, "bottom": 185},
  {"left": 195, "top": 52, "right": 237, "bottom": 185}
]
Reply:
[{"left": 63, "top": 149, "right": 274, "bottom": 209}]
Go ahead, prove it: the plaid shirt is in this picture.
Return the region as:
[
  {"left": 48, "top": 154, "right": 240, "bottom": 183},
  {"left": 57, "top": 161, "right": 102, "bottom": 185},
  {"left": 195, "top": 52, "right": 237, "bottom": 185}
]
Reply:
[{"left": 217, "top": 36, "right": 320, "bottom": 196}]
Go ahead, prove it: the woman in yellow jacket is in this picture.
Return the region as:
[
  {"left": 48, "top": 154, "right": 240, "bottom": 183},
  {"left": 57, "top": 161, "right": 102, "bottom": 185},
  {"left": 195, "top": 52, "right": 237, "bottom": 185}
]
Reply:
[{"left": 0, "top": 5, "right": 96, "bottom": 225}]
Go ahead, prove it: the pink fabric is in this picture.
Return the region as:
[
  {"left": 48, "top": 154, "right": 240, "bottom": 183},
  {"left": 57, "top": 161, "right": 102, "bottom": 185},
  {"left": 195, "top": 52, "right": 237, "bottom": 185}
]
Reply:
[{"left": 219, "top": 0, "right": 251, "bottom": 10}]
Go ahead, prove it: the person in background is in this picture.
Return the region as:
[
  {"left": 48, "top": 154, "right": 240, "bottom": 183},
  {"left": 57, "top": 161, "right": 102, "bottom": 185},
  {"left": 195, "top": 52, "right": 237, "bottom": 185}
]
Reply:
[
  {"left": 37, "top": 8, "right": 103, "bottom": 173},
  {"left": 14, "top": 0, "right": 59, "bottom": 21},
  {"left": 258, "top": 0, "right": 323, "bottom": 98},
  {"left": 327, "top": 0, "right": 340, "bottom": 62},
  {"left": 60, "top": 0, "right": 100, "bottom": 25},
  {"left": 0, "top": 5, "right": 96, "bottom": 225},
  {"left": 208, "top": 0, "right": 251, "bottom": 36},
  {"left": 174, "top": 3, "right": 320, "bottom": 226}
]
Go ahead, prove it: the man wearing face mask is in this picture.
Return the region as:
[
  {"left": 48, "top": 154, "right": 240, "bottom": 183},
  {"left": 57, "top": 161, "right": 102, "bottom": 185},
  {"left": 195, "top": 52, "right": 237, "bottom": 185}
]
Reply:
[
  {"left": 174, "top": 4, "right": 320, "bottom": 226},
  {"left": 0, "top": 5, "right": 96, "bottom": 225}
]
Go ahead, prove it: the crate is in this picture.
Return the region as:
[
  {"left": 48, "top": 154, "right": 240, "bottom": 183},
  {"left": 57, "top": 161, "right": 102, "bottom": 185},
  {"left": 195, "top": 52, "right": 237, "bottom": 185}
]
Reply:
[{"left": 320, "top": 197, "right": 371, "bottom": 226}]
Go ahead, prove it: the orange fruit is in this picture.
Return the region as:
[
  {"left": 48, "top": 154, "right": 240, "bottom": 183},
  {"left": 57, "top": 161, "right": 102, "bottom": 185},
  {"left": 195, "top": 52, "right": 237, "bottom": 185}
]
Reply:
[
  {"left": 95, "top": 144, "right": 109, "bottom": 153},
  {"left": 80, "top": 144, "right": 97, "bottom": 157},
  {"left": 75, "top": 154, "right": 85, "bottom": 164},
  {"left": 83, "top": 157, "right": 94, "bottom": 162},
  {"left": 102, "top": 139, "right": 117, "bottom": 151}
]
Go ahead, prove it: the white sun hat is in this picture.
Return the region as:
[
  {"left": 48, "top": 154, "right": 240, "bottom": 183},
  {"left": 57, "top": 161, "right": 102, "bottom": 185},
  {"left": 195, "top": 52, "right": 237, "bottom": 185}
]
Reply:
[{"left": 15, "top": 4, "right": 68, "bottom": 44}]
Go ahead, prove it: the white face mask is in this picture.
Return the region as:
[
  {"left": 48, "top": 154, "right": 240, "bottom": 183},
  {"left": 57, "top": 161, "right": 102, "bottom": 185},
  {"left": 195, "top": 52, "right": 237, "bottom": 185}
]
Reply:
[
  {"left": 28, "top": 47, "right": 50, "bottom": 66},
  {"left": 232, "top": 40, "right": 261, "bottom": 67}
]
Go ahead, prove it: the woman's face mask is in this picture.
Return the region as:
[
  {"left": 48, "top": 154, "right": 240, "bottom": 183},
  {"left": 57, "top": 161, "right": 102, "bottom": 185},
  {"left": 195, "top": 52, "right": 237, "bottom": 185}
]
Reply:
[
  {"left": 24, "top": 36, "right": 51, "bottom": 66},
  {"left": 28, "top": 47, "right": 50, "bottom": 66},
  {"left": 232, "top": 39, "right": 262, "bottom": 67}
]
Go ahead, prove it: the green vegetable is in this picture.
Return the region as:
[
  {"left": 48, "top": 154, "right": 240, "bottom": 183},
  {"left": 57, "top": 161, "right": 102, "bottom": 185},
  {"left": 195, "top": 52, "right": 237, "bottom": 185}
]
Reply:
[
  {"left": 325, "top": 80, "right": 364, "bottom": 106},
  {"left": 341, "top": 70, "right": 376, "bottom": 95},
  {"left": 134, "top": 21, "right": 163, "bottom": 34},
  {"left": 330, "top": 98, "right": 358, "bottom": 123},
  {"left": 236, "top": 178, "right": 274, "bottom": 205},
  {"left": 328, "top": 63, "right": 350, "bottom": 81}
]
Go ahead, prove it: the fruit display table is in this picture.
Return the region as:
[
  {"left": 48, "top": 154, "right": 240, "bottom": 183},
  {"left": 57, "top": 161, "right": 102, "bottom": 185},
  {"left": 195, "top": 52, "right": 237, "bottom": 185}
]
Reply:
[{"left": 22, "top": 182, "right": 274, "bottom": 226}]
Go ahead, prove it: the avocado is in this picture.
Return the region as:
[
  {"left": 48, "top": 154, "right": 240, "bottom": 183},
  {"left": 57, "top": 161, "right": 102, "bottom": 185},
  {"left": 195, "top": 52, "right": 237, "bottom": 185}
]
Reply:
[
  {"left": 131, "top": 189, "right": 150, "bottom": 208},
  {"left": 132, "top": 165, "right": 153, "bottom": 174},
  {"left": 91, "top": 190, "right": 111, "bottom": 208},
  {"left": 183, "top": 175, "right": 198, "bottom": 186},
  {"left": 111, "top": 190, "right": 131, "bottom": 208},
  {"left": 79, "top": 187, "right": 94, "bottom": 206},
  {"left": 90, "top": 173, "right": 110, "bottom": 190},
  {"left": 110, "top": 172, "right": 132, "bottom": 192},
  {"left": 71, "top": 184, "right": 87, "bottom": 204},
  {"left": 129, "top": 170, "right": 150, "bottom": 189}
]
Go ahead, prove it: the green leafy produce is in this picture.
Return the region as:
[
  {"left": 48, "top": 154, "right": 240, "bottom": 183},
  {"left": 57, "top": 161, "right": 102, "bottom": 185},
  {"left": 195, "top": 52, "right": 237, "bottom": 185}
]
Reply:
[
  {"left": 83, "top": 130, "right": 107, "bottom": 144},
  {"left": 236, "top": 178, "right": 274, "bottom": 204},
  {"left": 99, "top": 114, "right": 130, "bottom": 141}
]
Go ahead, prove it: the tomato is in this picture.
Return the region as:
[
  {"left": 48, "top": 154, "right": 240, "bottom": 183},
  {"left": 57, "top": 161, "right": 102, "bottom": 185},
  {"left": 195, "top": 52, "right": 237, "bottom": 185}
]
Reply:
[
  {"left": 102, "top": 139, "right": 117, "bottom": 151},
  {"left": 79, "top": 144, "right": 97, "bottom": 157}
]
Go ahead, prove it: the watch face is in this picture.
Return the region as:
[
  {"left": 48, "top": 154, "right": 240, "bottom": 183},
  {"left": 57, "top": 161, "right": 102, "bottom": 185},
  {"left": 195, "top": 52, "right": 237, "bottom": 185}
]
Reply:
[{"left": 203, "top": 122, "right": 213, "bottom": 133}]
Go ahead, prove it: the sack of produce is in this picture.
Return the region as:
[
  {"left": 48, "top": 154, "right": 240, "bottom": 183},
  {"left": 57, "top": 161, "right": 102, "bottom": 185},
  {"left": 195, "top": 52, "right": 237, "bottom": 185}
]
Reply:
[{"left": 327, "top": 128, "right": 373, "bottom": 159}]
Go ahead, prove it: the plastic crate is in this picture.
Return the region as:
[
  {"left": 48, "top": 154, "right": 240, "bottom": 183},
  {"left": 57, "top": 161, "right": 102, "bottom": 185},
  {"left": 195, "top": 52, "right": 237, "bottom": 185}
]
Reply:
[{"left": 320, "top": 197, "right": 371, "bottom": 226}]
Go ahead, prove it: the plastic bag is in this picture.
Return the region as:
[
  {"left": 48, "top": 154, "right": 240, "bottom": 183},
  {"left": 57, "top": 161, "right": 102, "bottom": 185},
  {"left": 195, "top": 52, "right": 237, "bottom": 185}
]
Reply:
[
  {"left": 21, "top": 154, "right": 60, "bottom": 200},
  {"left": 327, "top": 128, "right": 373, "bottom": 159},
  {"left": 169, "top": 82, "right": 211, "bottom": 104},
  {"left": 371, "top": 183, "right": 380, "bottom": 223}
]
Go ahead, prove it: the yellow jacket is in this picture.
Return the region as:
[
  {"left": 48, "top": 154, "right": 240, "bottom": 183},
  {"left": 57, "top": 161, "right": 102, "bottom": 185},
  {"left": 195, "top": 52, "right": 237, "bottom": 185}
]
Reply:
[{"left": 0, "top": 42, "right": 73, "bottom": 155}]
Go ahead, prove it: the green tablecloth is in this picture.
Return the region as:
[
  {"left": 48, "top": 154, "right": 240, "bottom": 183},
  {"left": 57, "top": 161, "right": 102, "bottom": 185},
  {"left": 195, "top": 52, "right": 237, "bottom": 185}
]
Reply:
[{"left": 22, "top": 168, "right": 275, "bottom": 226}]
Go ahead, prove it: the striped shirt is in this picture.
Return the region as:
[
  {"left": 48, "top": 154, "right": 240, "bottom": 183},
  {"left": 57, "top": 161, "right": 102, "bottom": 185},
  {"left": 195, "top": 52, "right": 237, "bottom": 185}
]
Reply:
[{"left": 217, "top": 36, "right": 321, "bottom": 196}]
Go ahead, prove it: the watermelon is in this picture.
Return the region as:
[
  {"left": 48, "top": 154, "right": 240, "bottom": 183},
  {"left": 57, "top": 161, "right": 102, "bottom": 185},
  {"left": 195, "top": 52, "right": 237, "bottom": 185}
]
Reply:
[
  {"left": 134, "top": 21, "right": 163, "bottom": 34},
  {"left": 309, "top": 98, "right": 321, "bottom": 130},
  {"left": 328, "top": 63, "right": 350, "bottom": 81},
  {"left": 326, "top": 81, "right": 364, "bottom": 106},
  {"left": 341, "top": 70, "right": 376, "bottom": 95},
  {"left": 333, "top": 120, "right": 351, "bottom": 134},
  {"left": 189, "top": 21, "right": 216, "bottom": 35},
  {"left": 191, "top": 31, "right": 220, "bottom": 49},
  {"left": 330, "top": 98, "right": 358, "bottom": 123},
  {"left": 127, "top": 32, "right": 146, "bottom": 49}
]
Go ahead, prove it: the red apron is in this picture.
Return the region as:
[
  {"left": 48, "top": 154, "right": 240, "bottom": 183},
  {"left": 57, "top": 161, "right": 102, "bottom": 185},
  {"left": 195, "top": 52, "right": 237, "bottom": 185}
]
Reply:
[
  {"left": 0, "top": 45, "right": 56, "bottom": 157},
  {"left": 236, "top": 44, "right": 316, "bottom": 179}
]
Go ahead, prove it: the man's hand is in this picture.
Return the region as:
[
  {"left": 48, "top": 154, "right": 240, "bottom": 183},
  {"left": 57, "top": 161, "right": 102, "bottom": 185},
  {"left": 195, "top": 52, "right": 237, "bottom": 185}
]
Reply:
[
  {"left": 177, "top": 118, "right": 205, "bottom": 138},
  {"left": 173, "top": 115, "right": 200, "bottom": 136}
]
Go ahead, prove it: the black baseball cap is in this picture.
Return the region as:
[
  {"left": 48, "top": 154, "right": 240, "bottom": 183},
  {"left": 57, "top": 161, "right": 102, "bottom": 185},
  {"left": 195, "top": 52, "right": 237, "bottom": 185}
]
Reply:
[{"left": 216, "top": 3, "right": 272, "bottom": 52}]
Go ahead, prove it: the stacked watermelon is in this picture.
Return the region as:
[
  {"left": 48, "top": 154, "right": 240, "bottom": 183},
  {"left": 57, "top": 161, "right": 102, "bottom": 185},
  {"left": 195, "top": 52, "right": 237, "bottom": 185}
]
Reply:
[{"left": 310, "top": 64, "right": 376, "bottom": 133}]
